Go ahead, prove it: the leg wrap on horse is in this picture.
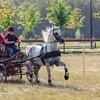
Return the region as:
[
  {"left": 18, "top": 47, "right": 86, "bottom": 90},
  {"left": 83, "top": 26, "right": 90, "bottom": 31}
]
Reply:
[
  {"left": 65, "top": 68, "right": 68, "bottom": 72},
  {"left": 64, "top": 68, "right": 69, "bottom": 80},
  {"left": 48, "top": 79, "right": 52, "bottom": 86}
]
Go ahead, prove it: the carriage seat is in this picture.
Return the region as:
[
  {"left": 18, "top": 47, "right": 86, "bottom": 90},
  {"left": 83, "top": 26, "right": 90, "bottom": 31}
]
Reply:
[{"left": 0, "top": 44, "right": 9, "bottom": 59}]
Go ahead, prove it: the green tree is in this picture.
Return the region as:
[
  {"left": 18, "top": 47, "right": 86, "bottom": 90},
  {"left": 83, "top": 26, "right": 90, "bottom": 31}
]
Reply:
[
  {"left": 17, "top": 2, "right": 41, "bottom": 39},
  {"left": 67, "top": 8, "right": 85, "bottom": 38},
  {"left": 47, "top": 0, "right": 71, "bottom": 28},
  {"left": 94, "top": 11, "right": 100, "bottom": 19},
  {"left": 0, "top": 0, "right": 16, "bottom": 31}
]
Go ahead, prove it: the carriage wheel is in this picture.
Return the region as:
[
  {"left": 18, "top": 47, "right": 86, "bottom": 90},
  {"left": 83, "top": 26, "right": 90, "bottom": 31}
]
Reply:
[
  {"left": 0, "top": 64, "right": 7, "bottom": 82},
  {"left": 11, "top": 65, "right": 22, "bottom": 80},
  {"left": 7, "top": 63, "right": 22, "bottom": 81}
]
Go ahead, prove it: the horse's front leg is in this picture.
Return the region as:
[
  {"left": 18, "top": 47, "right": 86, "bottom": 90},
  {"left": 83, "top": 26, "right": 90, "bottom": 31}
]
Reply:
[
  {"left": 46, "top": 63, "right": 52, "bottom": 86},
  {"left": 57, "top": 61, "right": 69, "bottom": 80}
]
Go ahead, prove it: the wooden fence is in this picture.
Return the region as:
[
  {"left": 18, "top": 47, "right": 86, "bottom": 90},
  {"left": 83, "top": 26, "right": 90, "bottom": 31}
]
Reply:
[{"left": 21, "top": 38, "right": 100, "bottom": 53}]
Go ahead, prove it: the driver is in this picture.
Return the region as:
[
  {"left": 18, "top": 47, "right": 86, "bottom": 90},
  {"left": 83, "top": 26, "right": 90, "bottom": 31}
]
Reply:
[{"left": 4, "top": 26, "right": 20, "bottom": 56}]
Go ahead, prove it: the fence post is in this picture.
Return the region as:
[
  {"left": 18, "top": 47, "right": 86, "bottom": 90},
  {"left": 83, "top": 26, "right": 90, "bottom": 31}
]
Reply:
[
  {"left": 82, "top": 42, "right": 85, "bottom": 79},
  {"left": 63, "top": 42, "right": 65, "bottom": 53}
]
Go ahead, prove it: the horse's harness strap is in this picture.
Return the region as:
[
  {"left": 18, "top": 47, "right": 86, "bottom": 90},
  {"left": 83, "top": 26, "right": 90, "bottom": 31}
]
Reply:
[
  {"left": 40, "top": 50, "right": 61, "bottom": 65},
  {"left": 45, "top": 50, "right": 61, "bottom": 58}
]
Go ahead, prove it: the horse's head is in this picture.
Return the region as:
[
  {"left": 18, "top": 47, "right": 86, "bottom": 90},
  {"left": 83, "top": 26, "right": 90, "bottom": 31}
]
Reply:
[
  {"left": 51, "top": 26, "right": 64, "bottom": 43},
  {"left": 42, "top": 26, "right": 64, "bottom": 43}
]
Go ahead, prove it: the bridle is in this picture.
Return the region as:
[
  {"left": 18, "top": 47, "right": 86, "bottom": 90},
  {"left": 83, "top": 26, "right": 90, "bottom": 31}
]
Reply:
[{"left": 48, "top": 28, "right": 60, "bottom": 44}]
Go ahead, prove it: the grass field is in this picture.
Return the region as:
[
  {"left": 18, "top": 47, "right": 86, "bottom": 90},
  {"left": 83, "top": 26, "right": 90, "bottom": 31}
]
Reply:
[{"left": 0, "top": 54, "right": 100, "bottom": 100}]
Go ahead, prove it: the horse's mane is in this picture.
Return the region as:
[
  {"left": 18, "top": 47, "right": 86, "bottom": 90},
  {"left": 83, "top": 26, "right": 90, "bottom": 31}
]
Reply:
[
  {"left": 42, "top": 26, "right": 59, "bottom": 43},
  {"left": 42, "top": 27, "right": 51, "bottom": 43}
]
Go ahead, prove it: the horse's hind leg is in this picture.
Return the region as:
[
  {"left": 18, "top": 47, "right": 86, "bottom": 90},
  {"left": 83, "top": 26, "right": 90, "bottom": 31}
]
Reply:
[
  {"left": 57, "top": 62, "right": 69, "bottom": 80},
  {"left": 33, "top": 64, "right": 41, "bottom": 84},
  {"left": 26, "top": 61, "right": 33, "bottom": 82}
]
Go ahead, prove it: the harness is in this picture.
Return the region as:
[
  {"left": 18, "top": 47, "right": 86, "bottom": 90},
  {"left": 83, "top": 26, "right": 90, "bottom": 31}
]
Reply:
[
  {"left": 40, "top": 50, "right": 61, "bottom": 65},
  {"left": 43, "top": 50, "right": 61, "bottom": 59},
  {"left": 39, "top": 42, "right": 61, "bottom": 65}
]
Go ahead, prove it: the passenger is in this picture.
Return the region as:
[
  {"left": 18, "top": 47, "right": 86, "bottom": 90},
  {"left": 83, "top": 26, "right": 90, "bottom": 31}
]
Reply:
[
  {"left": 0, "top": 33, "right": 4, "bottom": 44},
  {"left": 0, "top": 33, "right": 5, "bottom": 53},
  {"left": 4, "top": 26, "right": 20, "bottom": 56}
]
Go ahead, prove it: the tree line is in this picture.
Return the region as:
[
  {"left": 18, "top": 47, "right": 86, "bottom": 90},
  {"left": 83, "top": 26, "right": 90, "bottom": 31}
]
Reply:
[{"left": 0, "top": 0, "right": 100, "bottom": 39}]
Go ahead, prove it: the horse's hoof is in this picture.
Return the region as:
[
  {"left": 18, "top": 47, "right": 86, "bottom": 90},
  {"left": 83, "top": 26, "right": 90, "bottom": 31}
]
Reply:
[
  {"left": 64, "top": 73, "right": 69, "bottom": 80},
  {"left": 28, "top": 77, "right": 33, "bottom": 83},
  {"left": 37, "top": 80, "right": 40, "bottom": 83},
  {"left": 35, "top": 80, "right": 40, "bottom": 84},
  {"left": 48, "top": 79, "right": 53, "bottom": 86},
  {"left": 48, "top": 83, "right": 53, "bottom": 86},
  {"left": 27, "top": 74, "right": 33, "bottom": 83}
]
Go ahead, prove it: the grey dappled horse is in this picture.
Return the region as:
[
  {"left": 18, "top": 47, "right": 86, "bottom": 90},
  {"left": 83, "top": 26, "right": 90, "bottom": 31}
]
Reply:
[{"left": 26, "top": 26, "right": 69, "bottom": 85}]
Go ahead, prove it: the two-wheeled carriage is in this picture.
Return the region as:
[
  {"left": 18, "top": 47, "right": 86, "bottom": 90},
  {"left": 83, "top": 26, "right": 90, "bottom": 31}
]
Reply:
[
  {"left": 0, "top": 43, "right": 27, "bottom": 82},
  {"left": 0, "top": 51, "right": 26, "bottom": 82}
]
